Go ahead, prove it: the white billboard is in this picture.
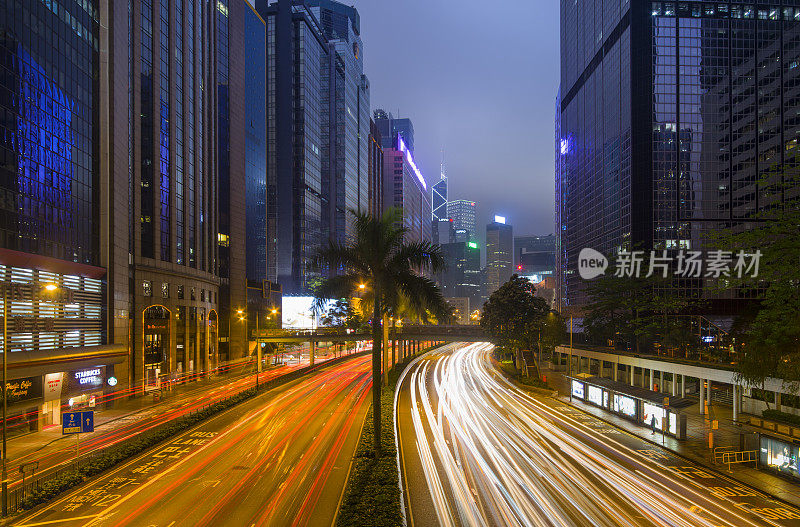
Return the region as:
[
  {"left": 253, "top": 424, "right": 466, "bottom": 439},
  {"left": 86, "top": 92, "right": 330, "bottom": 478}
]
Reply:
[{"left": 282, "top": 297, "right": 334, "bottom": 329}]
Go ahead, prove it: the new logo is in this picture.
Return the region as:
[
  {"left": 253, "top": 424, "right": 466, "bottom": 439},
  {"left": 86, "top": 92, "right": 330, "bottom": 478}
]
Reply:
[{"left": 578, "top": 248, "right": 608, "bottom": 280}]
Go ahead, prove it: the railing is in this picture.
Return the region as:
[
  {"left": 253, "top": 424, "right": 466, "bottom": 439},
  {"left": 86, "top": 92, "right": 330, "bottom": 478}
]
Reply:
[{"left": 713, "top": 446, "right": 758, "bottom": 472}]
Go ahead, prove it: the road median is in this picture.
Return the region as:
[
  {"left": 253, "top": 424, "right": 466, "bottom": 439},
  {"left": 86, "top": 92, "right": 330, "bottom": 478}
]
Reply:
[{"left": 336, "top": 344, "right": 443, "bottom": 527}]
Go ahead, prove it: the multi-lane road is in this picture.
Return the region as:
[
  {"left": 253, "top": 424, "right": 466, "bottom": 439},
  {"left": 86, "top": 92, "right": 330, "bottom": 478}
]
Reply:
[
  {"left": 14, "top": 353, "right": 372, "bottom": 527},
  {"left": 397, "top": 342, "right": 800, "bottom": 527}
]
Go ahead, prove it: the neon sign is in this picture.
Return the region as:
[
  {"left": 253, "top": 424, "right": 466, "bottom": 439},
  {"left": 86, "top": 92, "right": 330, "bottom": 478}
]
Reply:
[{"left": 397, "top": 136, "right": 427, "bottom": 190}]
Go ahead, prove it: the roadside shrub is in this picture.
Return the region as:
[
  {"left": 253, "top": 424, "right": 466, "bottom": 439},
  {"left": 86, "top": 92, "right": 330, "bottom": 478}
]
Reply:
[{"left": 763, "top": 409, "right": 800, "bottom": 428}]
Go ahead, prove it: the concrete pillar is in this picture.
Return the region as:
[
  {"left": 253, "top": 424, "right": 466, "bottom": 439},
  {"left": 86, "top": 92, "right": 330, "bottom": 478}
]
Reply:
[
  {"left": 699, "top": 378, "right": 705, "bottom": 414},
  {"left": 680, "top": 374, "right": 685, "bottom": 396},
  {"left": 707, "top": 379, "right": 712, "bottom": 410},
  {"left": 732, "top": 385, "right": 740, "bottom": 422},
  {"left": 776, "top": 391, "right": 782, "bottom": 413},
  {"left": 648, "top": 369, "right": 654, "bottom": 391},
  {"left": 613, "top": 362, "right": 618, "bottom": 382},
  {"left": 671, "top": 373, "right": 677, "bottom": 396},
  {"left": 630, "top": 365, "right": 635, "bottom": 386},
  {"left": 310, "top": 341, "right": 315, "bottom": 367}
]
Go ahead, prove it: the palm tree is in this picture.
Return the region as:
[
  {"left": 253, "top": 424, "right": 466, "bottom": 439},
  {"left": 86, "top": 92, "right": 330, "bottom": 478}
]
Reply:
[{"left": 314, "top": 208, "right": 447, "bottom": 456}]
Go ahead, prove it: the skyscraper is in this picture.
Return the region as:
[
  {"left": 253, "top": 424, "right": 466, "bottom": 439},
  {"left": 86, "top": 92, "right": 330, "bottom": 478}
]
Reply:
[
  {"left": 432, "top": 155, "right": 448, "bottom": 221},
  {"left": 258, "top": 0, "right": 325, "bottom": 294},
  {"left": 383, "top": 134, "right": 431, "bottom": 243},
  {"left": 448, "top": 200, "right": 477, "bottom": 241},
  {"left": 245, "top": 6, "right": 268, "bottom": 284},
  {"left": 514, "top": 235, "right": 556, "bottom": 282},
  {"left": 437, "top": 241, "right": 482, "bottom": 311},
  {"left": 309, "top": 0, "right": 371, "bottom": 246},
  {"left": 368, "top": 119, "right": 384, "bottom": 218},
  {"left": 556, "top": 1, "right": 800, "bottom": 316},
  {"left": 486, "top": 216, "right": 513, "bottom": 295},
  {"left": 374, "top": 110, "right": 415, "bottom": 154},
  {"left": 257, "top": 0, "right": 369, "bottom": 293}
]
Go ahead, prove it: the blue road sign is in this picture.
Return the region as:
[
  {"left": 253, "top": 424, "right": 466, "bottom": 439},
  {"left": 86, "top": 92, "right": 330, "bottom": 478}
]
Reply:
[
  {"left": 62, "top": 411, "right": 94, "bottom": 434},
  {"left": 62, "top": 412, "right": 81, "bottom": 434},
  {"left": 82, "top": 411, "right": 94, "bottom": 433}
]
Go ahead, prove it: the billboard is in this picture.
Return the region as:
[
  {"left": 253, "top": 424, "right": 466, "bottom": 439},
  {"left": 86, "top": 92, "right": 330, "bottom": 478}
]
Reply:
[{"left": 282, "top": 297, "right": 334, "bottom": 329}]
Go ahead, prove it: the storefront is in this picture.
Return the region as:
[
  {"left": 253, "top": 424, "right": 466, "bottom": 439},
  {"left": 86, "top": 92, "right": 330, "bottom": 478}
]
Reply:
[{"left": 760, "top": 435, "right": 800, "bottom": 481}]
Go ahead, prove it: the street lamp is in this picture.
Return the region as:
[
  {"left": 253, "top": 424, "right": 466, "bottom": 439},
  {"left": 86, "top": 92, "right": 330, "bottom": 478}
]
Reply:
[{"left": 2, "top": 282, "right": 60, "bottom": 515}]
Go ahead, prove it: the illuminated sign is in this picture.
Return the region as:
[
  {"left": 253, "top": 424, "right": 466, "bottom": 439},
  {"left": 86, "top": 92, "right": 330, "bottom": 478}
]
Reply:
[
  {"left": 571, "top": 380, "right": 584, "bottom": 399},
  {"left": 397, "top": 136, "right": 427, "bottom": 190},
  {"left": 560, "top": 138, "right": 570, "bottom": 155},
  {"left": 107, "top": 376, "right": 118, "bottom": 387},
  {"left": 643, "top": 402, "right": 665, "bottom": 430},
  {"left": 613, "top": 394, "right": 636, "bottom": 418},
  {"left": 467, "top": 242, "right": 478, "bottom": 249},
  {"left": 760, "top": 436, "right": 800, "bottom": 480},
  {"left": 669, "top": 411, "right": 677, "bottom": 435},
  {"left": 494, "top": 215, "right": 506, "bottom": 224},
  {"left": 75, "top": 369, "right": 101, "bottom": 385},
  {"left": 282, "top": 296, "right": 334, "bottom": 329},
  {"left": 587, "top": 385, "right": 603, "bottom": 406}
]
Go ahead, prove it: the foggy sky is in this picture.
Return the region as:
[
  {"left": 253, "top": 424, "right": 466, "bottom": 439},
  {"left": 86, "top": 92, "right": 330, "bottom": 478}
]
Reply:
[{"left": 353, "top": 0, "right": 560, "bottom": 243}]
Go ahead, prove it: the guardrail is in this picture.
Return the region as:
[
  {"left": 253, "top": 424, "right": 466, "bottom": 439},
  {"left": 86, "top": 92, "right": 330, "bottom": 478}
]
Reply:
[{"left": 713, "top": 446, "right": 758, "bottom": 472}]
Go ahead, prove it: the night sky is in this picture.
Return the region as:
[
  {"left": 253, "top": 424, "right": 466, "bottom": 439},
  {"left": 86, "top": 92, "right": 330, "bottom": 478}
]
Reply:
[{"left": 352, "top": 0, "right": 560, "bottom": 243}]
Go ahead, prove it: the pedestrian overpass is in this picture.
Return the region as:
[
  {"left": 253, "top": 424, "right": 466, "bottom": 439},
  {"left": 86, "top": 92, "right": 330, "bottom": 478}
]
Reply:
[{"left": 257, "top": 325, "right": 488, "bottom": 343}]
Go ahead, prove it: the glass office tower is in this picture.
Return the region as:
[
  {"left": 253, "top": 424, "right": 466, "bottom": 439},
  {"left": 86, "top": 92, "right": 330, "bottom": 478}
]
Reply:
[
  {"left": 309, "top": 0, "right": 370, "bottom": 246},
  {"left": 556, "top": 1, "right": 800, "bottom": 316},
  {"left": 245, "top": 6, "right": 268, "bottom": 283}
]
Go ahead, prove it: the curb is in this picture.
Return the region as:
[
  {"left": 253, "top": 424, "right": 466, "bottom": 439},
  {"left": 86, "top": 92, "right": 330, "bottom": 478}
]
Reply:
[{"left": 556, "top": 395, "right": 800, "bottom": 511}]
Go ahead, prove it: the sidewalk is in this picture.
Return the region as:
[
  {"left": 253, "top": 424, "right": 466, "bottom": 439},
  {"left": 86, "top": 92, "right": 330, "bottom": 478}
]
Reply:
[{"left": 542, "top": 367, "right": 800, "bottom": 509}]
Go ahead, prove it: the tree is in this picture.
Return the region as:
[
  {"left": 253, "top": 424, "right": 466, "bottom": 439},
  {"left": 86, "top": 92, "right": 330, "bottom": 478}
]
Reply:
[
  {"left": 712, "top": 202, "right": 800, "bottom": 393},
  {"left": 321, "top": 298, "right": 363, "bottom": 331},
  {"left": 481, "top": 275, "right": 550, "bottom": 370},
  {"left": 581, "top": 271, "right": 697, "bottom": 354},
  {"left": 314, "top": 208, "right": 447, "bottom": 457}
]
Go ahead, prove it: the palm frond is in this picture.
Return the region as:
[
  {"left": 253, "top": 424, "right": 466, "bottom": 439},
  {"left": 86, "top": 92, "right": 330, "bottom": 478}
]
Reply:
[
  {"left": 388, "top": 241, "right": 445, "bottom": 274},
  {"left": 312, "top": 273, "right": 362, "bottom": 312}
]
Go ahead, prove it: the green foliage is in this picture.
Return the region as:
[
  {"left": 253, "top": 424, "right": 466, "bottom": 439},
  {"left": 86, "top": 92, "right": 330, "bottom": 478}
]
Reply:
[
  {"left": 336, "top": 346, "right": 441, "bottom": 527},
  {"left": 321, "top": 298, "right": 364, "bottom": 331},
  {"left": 711, "top": 203, "right": 800, "bottom": 390},
  {"left": 581, "top": 271, "right": 698, "bottom": 353},
  {"left": 480, "top": 275, "right": 551, "bottom": 357},
  {"left": 314, "top": 208, "right": 448, "bottom": 456},
  {"left": 762, "top": 409, "right": 800, "bottom": 428}
]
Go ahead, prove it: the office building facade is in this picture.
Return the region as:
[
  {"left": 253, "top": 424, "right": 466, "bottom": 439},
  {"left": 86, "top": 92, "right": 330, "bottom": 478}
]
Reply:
[
  {"left": 437, "top": 241, "right": 481, "bottom": 310},
  {"left": 556, "top": 1, "right": 800, "bottom": 315},
  {"left": 432, "top": 176, "right": 448, "bottom": 221},
  {"left": 368, "top": 119, "right": 384, "bottom": 217},
  {"left": 448, "top": 199, "right": 477, "bottom": 241},
  {"left": 309, "top": 0, "right": 370, "bottom": 246},
  {"left": 374, "top": 110, "right": 415, "bottom": 154},
  {"left": 514, "top": 234, "right": 556, "bottom": 281},
  {"left": 382, "top": 134, "right": 431, "bottom": 243},
  {"left": 486, "top": 217, "right": 513, "bottom": 296}
]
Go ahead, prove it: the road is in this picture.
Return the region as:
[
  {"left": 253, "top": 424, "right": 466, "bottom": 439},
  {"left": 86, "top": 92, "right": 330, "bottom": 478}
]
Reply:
[
  {"left": 396, "top": 342, "right": 800, "bottom": 527},
  {"left": 13, "top": 353, "right": 372, "bottom": 527},
  {"left": 6, "top": 347, "right": 364, "bottom": 493}
]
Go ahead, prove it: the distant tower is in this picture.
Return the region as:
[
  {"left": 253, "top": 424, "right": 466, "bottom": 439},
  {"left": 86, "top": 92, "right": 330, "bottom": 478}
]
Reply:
[{"left": 432, "top": 149, "right": 447, "bottom": 221}]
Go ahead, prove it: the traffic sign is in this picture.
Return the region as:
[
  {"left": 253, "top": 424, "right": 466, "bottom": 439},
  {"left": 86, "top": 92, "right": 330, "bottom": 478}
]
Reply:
[
  {"left": 62, "top": 411, "right": 94, "bottom": 435},
  {"left": 82, "top": 411, "right": 94, "bottom": 433}
]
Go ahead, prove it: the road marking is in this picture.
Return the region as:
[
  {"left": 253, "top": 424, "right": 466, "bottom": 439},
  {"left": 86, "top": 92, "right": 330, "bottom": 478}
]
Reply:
[{"left": 16, "top": 514, "right": 100, "bottom": 526}]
